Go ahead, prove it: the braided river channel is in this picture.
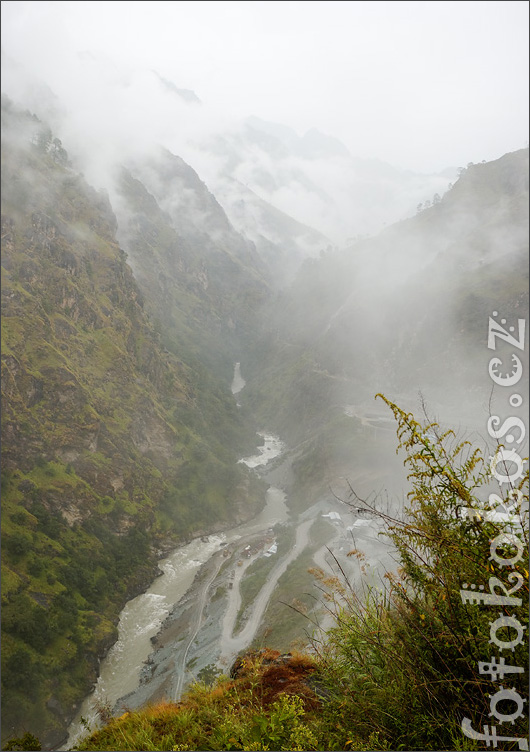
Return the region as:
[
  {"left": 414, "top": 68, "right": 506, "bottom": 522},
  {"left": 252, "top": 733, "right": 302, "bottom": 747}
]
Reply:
[{"left": 63, "top": 364, "right": 395, "bottom": 749}]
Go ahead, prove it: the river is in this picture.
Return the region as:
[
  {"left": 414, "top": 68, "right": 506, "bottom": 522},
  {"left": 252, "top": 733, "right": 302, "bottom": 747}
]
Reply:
[
  {"left": 64, "top": 364, "right": 287, "bottom": 748},
  {"left": 231, "top": 361, "right": 246, "bottom": 404},
  {"left": 64, "top": 363, "right": 397, "bottom": 749},
  {"left": 63, "top": 535, "right": 229, "bottom": 748}
]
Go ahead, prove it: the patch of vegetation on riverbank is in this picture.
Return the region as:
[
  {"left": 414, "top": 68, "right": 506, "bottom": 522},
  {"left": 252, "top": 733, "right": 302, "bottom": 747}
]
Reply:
[
  {"left": 251, "top": 517, "right": 336, "bottom": 651},
  {"left": 234, "top": 523, "right": 295, "bottom": 633}
]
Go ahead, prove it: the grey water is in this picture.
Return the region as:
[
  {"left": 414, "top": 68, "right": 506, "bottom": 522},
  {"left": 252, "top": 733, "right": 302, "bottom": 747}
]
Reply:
[{"left": 64, "top": 363, "right": 285, "bottom": 749}]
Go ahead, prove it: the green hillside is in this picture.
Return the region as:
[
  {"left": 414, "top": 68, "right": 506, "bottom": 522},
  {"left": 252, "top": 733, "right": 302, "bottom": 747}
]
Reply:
[{"left": 1, "top": 98, "right": 266, "bottom": 747}]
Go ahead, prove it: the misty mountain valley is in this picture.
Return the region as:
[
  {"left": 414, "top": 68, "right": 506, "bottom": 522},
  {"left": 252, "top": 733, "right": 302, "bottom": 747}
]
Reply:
[{"left": 1, "top": 3, "right": 529, "bottom": 751}]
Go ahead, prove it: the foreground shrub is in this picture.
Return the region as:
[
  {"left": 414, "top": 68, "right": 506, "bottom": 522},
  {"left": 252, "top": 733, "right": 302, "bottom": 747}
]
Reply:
[{"left": 313, "top": 396, "right": 528, "bottom": 750}]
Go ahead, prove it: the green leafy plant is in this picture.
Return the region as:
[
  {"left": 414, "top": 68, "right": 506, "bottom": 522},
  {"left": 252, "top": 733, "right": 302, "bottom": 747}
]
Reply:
[
  {"left": 312, "top": 395, "right": 528, "bottom": 749},
  {"left": 2, "top": 732, "right": 42, "bottom": 751}
]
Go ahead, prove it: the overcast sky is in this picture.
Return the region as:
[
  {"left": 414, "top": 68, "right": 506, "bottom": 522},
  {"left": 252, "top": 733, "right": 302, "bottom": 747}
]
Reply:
[{"left": 1, "top": 0, "right": 528, "bottom": 173}]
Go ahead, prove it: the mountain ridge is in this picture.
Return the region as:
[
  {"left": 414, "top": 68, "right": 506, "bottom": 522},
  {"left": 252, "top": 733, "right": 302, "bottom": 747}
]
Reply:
[{"left": 0, "top": 99, "right": 266, "bottom": 748}]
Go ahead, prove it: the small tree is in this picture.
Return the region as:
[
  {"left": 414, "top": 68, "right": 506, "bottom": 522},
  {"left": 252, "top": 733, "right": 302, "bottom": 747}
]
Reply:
[
  {"left": 50, "top": 137, "right": 68, "bottom": 165},
  {"left": 35, "top": 127, "right": 52, "bottom": 153}
]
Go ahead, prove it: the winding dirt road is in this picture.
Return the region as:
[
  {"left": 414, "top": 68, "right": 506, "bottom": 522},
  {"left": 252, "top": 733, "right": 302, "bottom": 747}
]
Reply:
[{"left": 219, "top": 518, "right": 315, "bottom": 667}]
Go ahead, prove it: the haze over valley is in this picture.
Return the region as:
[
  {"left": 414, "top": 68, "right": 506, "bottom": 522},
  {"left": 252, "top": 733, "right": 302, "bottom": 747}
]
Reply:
[{"left": 1, "top": 3, "right": 528, "bottom": 750}]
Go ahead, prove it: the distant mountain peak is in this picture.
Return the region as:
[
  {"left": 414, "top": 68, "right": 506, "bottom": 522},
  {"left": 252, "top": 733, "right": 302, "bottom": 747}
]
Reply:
[
  {"left": 244, "top": 116, "right": 350, "bottom": 159},
  {"left": 301, "top": 128, "right": 351, "bottom": 158},
  {"left": 152, "top": 71, "right": 201, "bottom": 104},
  {"left": 245, "top": 115, "right": 299, "bottom": 142}
]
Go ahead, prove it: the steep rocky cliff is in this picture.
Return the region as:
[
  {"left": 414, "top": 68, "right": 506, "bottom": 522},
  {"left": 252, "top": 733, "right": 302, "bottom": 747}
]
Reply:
[
  {"left": 114, "top": 147, "right": 269, "bottom": 374},
  {"left": 1, "top": 98, "right": 266, "bottom": 748}
]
